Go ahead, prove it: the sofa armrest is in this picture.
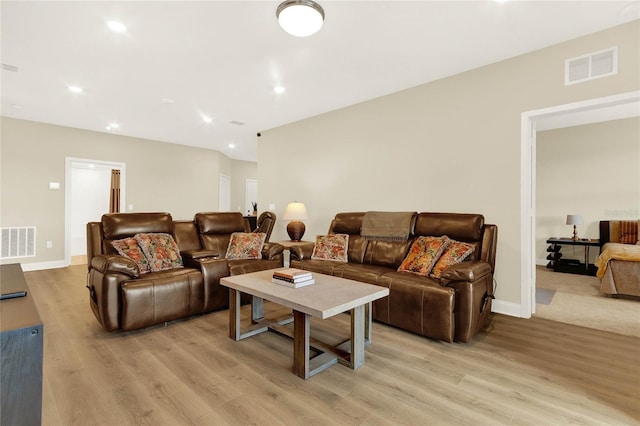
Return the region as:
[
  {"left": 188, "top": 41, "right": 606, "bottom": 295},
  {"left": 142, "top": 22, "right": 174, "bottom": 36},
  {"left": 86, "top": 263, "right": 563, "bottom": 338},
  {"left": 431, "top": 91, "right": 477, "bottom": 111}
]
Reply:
[
  {"left": 440, "top": 261, "right": 491, "bottom": 285},
  {"left": 181, "top": 249, "right": 219, "bottom": 262},
  {"left": 262, "top": 242, "right": 284, "bottom": 260},
  {"left": 90, "top": 254, "right": 139, "bottom": 278},
  {"left": 290, "top": 243, "right": 315, "bottom": 261}
]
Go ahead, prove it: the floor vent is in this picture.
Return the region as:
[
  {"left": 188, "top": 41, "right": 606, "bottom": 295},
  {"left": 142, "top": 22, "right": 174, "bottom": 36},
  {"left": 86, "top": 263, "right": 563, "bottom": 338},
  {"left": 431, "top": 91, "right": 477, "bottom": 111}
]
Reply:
[
  {"left": 1, "top": 227, "right": 36, "bottom": 259},
  {"left": 565, "top": 47, "right": 617, "bottom": 86}
]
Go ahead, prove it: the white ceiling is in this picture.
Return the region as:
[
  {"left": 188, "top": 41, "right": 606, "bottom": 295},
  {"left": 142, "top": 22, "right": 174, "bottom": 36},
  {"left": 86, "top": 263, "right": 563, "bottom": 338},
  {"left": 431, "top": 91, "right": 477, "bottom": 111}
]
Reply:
[{"left": 2, "top": 1, "right": 639, "bottom": 162}]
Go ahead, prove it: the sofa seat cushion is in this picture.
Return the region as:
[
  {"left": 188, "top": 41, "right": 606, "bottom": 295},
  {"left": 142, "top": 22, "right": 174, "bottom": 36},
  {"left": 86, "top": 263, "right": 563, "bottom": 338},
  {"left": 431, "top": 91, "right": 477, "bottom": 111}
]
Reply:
[
  {"left": 120, "top": 268, "right": 204, "bottom": 331},
  {"left": 290, "top": 259, "right": 345, "bottom": 275},
  {"left": 332, "top": 263, "right": 393, "bottom": 284}
]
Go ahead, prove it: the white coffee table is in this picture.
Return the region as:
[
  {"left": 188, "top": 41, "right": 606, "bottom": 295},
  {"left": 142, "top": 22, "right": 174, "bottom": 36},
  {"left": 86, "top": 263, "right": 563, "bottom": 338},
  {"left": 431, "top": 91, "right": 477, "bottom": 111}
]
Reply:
[{"left": 220, "top": 269, "right": 389, "bottom": 379}]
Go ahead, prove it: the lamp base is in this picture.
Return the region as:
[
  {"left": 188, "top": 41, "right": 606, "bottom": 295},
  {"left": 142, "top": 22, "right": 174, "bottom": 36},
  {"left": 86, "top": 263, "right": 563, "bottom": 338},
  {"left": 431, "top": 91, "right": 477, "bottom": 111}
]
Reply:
[
  {"left": 287, "top": 220, "right": 306, "bottom": 241},
  {"left": 572, "top": 225, "right": 578, "bottom": 241}
]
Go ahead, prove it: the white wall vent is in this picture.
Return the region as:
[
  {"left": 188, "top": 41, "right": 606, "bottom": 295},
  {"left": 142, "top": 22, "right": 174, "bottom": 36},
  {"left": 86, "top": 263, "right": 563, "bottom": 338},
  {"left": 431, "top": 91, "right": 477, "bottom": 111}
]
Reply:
[
  {"left": 1, "top": 227, "right": 36, "bottom": 259},
  {"left": 565, "top": 47, "right": 618, "bottom": 86}
]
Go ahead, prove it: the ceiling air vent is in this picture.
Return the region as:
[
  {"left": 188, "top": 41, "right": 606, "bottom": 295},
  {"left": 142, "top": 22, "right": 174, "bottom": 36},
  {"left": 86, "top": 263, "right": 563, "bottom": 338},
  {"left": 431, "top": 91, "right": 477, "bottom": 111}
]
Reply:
[{"left": 565, "top": 47, "right": 617, "bottom": 86}]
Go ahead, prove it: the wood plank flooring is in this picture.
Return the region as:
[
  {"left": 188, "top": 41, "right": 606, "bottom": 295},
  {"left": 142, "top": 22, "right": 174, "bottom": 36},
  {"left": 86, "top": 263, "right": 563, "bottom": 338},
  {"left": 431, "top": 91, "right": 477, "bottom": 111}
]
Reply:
[{"left": 20, "top": 265, "right": 640, "bottom": 425}]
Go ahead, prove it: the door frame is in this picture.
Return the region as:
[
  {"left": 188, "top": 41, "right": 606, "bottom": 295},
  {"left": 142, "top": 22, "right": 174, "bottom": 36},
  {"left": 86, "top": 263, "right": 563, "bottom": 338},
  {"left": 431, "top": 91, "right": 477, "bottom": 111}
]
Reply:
[
  {"left": 519, "top": 90, "right": 639, "bottom": 318},
  {"left": 65, "top": 157, "right": 126, "bottom": 266}
]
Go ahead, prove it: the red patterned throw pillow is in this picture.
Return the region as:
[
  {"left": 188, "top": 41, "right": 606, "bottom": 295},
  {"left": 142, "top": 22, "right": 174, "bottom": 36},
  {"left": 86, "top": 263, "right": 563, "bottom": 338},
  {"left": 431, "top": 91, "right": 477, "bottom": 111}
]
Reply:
[
  {"left": 397, "top": 236, "right": 450, "bottom": 276},
  {"left": 429, "top": 240, "right": 475, "bottom": 278},
  {"left": 135, "top": 233, "right": 183, "bottom": 272},
  {"left": 225, "top": 232, "right": 266, "bottom": 260},
  {"left": 311, "top": 234, "right": 349, "bottom": 262},
  {"left": 111, "top": 237, "right": 151, "bottom": 274}
]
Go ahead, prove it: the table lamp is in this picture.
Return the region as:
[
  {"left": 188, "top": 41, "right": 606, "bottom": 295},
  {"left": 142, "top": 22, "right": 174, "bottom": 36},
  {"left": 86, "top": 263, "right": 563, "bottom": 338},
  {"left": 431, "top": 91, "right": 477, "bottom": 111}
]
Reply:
[
  {"left": 283, "top": 202, "right": 309, "bottom": 241},
  {"left": 566, "top": 214, "right": 583, "bottom": 241}
]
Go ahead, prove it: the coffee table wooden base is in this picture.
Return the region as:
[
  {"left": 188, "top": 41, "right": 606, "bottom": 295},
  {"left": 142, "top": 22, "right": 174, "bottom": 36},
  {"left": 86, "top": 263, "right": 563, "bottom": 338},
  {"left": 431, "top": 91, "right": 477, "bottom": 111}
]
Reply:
[{"left": 228, "top": 289, "right": 372, "bottom": 379}]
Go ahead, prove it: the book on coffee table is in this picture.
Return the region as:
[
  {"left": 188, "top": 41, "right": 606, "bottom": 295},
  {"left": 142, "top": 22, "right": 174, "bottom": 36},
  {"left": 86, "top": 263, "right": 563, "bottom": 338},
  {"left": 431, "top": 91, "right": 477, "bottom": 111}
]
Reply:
[
  {"left": 272, "top": 268, "right": 314, "bottom": 288},
  {"left": 271, "top": 276, "right": 315, "bottom": 288},
  {"left": 273, "top": 268, "right": 312, "bottom": 281}
]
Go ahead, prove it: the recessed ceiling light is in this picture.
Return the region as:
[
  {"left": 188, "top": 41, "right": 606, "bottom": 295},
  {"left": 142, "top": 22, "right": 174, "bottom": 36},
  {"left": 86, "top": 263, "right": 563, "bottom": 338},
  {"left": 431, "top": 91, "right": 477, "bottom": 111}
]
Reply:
[
  {"left": 202, "top": 115, "right": 213, "bottom": 123},
  {"left": 109, "top": 122, "right": 120, "bottom": 128},
  {"left": 10, "top": 104, "right": 23, "bottom": 109},
  {"left": 161, "top": 97, "right": 176, "bottom": 104},
  {"left": 274, "top": 86, "right": 286, "bottom": 94},
  {"left": 107, "top": 20, "right": 127, "bottom": 33},
  {"left": 68, "top": 85, "right": 83, "bottom": 93},
  {"left": 228, "top": 143, "right": 236, "bottom": 149}
]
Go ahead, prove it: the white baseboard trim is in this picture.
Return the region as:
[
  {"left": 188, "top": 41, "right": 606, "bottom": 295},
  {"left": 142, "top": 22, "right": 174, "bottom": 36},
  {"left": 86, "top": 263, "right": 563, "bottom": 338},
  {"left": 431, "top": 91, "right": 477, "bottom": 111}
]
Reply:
[
  {"left": 535, "top": 258, "right": 547, "bottom": 266},
  {"left": 20, "top": 260, "right": 68, "bottom": 272},
  {"left": 491, "top": 299, "right": 524, "bottom": 318}
]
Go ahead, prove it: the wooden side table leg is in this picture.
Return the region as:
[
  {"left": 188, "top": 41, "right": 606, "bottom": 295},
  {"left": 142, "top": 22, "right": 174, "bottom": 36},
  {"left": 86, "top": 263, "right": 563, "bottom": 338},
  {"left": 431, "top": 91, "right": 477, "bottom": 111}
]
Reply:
[
  {"left": 293, "top": 310, "right": 310, "bottom": 379},
  {"left": 229, "top": 289, "right": 241, "bottom": 341},
  {"left": 351, "top": 304, "right": 365, "bottom": 369}
]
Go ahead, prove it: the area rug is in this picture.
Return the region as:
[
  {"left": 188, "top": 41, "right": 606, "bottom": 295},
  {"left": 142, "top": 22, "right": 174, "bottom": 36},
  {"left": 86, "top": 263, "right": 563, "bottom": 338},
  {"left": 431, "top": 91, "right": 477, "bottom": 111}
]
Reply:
[
  {"left": 535, "top": 266, "right": 640, "bottom": 338},
  {"left": 535, "top": 288, "right": 555, "bottom": 305}
]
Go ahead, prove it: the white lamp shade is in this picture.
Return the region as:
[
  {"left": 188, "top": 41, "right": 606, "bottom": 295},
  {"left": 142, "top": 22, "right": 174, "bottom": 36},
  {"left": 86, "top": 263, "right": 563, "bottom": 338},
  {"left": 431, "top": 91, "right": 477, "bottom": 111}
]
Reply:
[
  {"left": 277, "top": 1, "right": 324, "bottom": 37},
  {"left": 565, "top": 214, "right": 583, "bottom": 225},
  {"left": 283, "top": 202, "right": 309, "bottom": 220}
]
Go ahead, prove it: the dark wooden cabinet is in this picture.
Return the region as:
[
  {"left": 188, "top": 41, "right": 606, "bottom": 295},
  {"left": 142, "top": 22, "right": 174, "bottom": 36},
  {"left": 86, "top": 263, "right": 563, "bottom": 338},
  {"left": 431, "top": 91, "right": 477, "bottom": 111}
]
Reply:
[
  {"left": 545, "top": 238, "right": 600, "bottom": 276},
  {"left": 1, "top": 264, "right": 43, "bottom": 426},
  {"left": 244, "top": 215, "right": 257, "bottom": 230}
]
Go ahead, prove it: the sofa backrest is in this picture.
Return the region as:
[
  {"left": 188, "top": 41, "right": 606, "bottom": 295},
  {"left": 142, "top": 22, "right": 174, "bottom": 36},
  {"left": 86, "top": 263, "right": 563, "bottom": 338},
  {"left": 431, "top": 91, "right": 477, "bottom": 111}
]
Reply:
[
  {"left": 173, "top": 220, "right": 201, "bottom": 251},
  {"left": 194, "top": 212, "right": 250, "bottom": 255},
  {"left": 415, "top": 212, "right": 497, "bottom": 272},
  {"left": 328, "top": 212, "right": 369, "bottom": 264},
  {"left": 100, "top": 212, "right": 174, "bottom": 255},
  {"left": 326, "top": 211, "right": 497, "bottom": 272},
  {"left": 255, "top": 211, "right": 276, "bottom": 241}
]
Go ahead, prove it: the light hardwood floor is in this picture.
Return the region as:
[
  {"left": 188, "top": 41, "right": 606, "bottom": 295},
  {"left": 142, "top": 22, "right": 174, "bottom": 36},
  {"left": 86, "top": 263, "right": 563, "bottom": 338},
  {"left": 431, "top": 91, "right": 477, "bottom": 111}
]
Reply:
[{"left": 23, "top": 265, "right": 640, "bottom": 425}]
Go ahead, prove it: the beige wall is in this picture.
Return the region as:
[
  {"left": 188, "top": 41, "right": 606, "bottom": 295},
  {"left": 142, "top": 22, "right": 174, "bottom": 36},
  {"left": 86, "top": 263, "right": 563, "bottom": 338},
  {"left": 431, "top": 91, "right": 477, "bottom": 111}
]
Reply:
[
  {"left": 536, "top": 117, "right": 640, "bottom": 264},
  {"left": 258, "top": 21, "right": 640, "bottom": 308},
  {"left": 0, "top": 117, "right": 254, "bottom": 266}
]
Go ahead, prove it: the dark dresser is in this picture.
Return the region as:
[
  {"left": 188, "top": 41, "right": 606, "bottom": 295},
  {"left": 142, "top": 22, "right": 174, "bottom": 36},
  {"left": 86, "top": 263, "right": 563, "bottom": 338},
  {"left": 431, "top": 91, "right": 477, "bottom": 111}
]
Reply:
[{"left": 1, "top": 263, "right": 43, "bottom": 425}]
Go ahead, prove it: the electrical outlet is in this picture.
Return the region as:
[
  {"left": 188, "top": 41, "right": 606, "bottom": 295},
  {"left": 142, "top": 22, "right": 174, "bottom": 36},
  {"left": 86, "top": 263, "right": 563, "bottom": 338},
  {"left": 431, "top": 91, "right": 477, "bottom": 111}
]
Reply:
[
  {"left": 269, "top": 203, "right": 275, "bottom": 210},
  {"left": 46, "top": 241, "right": 53, "bottom": 248}
]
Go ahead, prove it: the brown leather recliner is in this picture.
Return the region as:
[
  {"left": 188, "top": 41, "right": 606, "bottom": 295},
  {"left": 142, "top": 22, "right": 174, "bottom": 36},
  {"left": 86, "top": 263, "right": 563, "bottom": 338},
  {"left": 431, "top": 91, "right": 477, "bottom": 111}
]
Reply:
[
  {"left": 290, "top": 212, "right": 497, "bottom": 343},
  {"left": 86, "top": 212, "right": 284, "bottom": 332},
  {"left": 255, "top": 211, "right": 276, "bottom": 241}
]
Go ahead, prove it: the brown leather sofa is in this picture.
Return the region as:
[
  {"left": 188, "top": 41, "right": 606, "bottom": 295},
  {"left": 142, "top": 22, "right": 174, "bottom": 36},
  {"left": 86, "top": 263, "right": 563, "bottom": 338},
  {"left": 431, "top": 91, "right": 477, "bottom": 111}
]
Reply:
[
  {"left": 290, "top": 212, "right": 497, "bottom": 343},
  {"left": 86, "top": 212, "right": 283, "bottom": 332}
]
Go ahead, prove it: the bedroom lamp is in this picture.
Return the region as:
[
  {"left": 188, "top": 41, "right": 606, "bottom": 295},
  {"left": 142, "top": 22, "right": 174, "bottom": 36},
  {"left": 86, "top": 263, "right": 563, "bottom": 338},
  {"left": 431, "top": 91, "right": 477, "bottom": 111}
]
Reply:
[
  {"left": 283, "top": 202, "right": 309, "bottom": 241},
  {"left": 566, "top": 214, "right": 583, "bottom": 241}
]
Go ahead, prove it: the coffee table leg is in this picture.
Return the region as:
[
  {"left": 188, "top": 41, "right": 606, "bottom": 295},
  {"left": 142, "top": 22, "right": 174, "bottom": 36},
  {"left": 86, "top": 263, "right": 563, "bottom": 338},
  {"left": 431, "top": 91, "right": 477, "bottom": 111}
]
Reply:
[
  {"left": 252, "top": 296, "right": 264, "bottom": 324},
  {"left": 229, "top": 289, "right": 241, "bottom": 341},
  {"left": 351, "top": 304, "right": 365, "bottom": 369},
  {"left": 365, "top": 302, "right": 372, "bottom": 344},
  {"left": 293, "top": 310, "right": 310, "bottom": 379}
]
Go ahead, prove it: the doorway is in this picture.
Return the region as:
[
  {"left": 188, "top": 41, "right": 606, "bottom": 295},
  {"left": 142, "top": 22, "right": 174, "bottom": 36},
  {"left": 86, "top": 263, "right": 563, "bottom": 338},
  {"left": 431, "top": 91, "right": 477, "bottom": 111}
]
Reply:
[
  {"left": 65, "top": 157, "right": 126, "bottom": 265},
  {"left": 219, "top": 174, "right": 231, "bottom": 211},
  {"left": 520, "top": 90, "right": 640, "bottom": 318},
  {"left": 245, "top": 179, "right": 258, "bottom": 216}
]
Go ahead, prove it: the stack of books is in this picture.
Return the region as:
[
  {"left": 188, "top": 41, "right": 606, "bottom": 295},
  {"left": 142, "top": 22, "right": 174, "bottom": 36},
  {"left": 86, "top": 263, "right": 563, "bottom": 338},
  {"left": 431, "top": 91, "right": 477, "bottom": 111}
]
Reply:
[{"left": 272, "top": 268, "right": 315, "bottom": 288}]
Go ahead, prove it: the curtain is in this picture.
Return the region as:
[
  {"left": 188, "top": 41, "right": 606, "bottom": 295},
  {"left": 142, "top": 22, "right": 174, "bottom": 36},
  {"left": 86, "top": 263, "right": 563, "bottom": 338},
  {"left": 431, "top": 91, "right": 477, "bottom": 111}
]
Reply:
[{"left": 109, "top": 169, "right": 121, "bottom": 213}]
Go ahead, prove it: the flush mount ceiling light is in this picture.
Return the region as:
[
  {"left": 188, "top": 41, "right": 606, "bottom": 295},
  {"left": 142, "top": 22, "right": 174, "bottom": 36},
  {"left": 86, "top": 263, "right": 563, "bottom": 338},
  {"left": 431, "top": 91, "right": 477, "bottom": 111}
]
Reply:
[{"left": 276, "top": 0, "right": 324, "bottom": 37}]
